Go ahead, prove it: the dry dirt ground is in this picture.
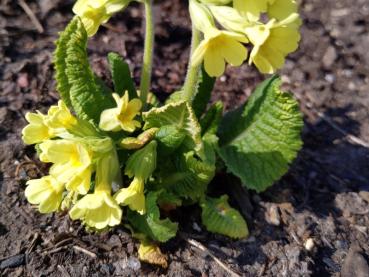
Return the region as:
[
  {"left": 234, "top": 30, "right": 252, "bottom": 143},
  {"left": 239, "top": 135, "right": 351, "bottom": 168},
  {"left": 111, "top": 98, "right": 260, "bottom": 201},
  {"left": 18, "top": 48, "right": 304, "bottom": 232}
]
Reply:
[{"left": 1, "top": 0, "right": 369, "bottom": 276}]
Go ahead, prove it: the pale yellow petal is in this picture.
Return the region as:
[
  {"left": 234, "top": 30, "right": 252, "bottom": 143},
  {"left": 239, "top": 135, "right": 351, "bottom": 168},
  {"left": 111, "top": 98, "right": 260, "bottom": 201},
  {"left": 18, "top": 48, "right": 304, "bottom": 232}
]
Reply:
[
  {"left": 204, "top": 47, "right": 225, "bottom": 77},
  {"left": 221, "top": 39, "right": 248, "bottom": 66},
  {"left": 99, "top": 108, "right": 121, "bottom": 131}
]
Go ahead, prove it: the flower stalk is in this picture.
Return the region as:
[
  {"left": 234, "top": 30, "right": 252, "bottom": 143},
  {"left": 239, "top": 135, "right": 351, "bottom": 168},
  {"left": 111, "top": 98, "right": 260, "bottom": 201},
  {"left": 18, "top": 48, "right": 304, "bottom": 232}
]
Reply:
[
  {"left": 182, "top": 23, "right": 202, "bottom": 102},
  {"left": 139, "top": 0, "right": 155, "bottom": 110}
]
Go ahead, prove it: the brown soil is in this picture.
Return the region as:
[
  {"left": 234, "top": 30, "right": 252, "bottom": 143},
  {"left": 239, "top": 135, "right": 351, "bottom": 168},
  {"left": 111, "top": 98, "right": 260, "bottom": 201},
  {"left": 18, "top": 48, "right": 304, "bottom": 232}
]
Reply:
[{"left": 1, "top": 0, "right": 369, "bottom": 276}]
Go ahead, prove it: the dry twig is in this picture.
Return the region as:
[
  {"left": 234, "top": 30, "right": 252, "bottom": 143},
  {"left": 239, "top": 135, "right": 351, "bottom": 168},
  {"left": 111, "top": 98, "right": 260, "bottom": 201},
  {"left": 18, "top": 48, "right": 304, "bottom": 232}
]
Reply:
[
  {"left": 315, "top": 110, "right": 369, "bottom": 148},
  {"left": 181, "top": 234, "right": 241, "bottom": 277},
  {"left": 73, "top": 245, "right": 97, "bottom": 258},
  {"left": 57, "top": 265, "right": 71, "bottom": 277},
  {"left": 18, "top": 0, "right": 44, "bottom": 33}
]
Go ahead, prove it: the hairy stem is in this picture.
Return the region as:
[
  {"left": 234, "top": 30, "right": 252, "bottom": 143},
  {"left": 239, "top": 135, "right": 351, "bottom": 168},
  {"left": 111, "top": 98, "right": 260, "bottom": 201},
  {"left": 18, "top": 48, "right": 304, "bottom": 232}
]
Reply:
[
  {"left": 139, "top": 0, "right": 154, "bottom": 109},
  {"left": 182, "top": 23, "right": 202, "bottom": 102}
]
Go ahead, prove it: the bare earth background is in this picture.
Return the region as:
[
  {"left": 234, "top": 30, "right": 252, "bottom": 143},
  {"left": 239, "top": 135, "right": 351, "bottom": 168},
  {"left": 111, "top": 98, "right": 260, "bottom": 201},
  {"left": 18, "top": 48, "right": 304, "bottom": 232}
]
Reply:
[{"left": 1, "top": 0, "right": 369, "bottom": 276}]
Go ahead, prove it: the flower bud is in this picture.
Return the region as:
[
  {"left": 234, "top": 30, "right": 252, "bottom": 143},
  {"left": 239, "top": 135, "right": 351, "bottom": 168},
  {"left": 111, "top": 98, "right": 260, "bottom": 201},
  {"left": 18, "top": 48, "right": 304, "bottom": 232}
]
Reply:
[
  {"left": 199, "top": 0, "right": 231, "bottom": 5},
  {"left": 209, "top": 6, "right": 249, "bottom": 33},
  {"left": 125, "top": 140, "right": 157, "bottom": 182},
  {"left": 189, "top": 0, "right": 215, "bottom": 33}
]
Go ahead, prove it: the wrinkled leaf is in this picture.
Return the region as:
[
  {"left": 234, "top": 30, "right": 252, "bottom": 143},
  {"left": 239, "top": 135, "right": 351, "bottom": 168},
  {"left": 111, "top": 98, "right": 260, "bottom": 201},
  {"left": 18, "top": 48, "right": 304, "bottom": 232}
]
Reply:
[
  {"left": 143, "top": 101, "right": 204, "bottom": 158},
  {"left": 158, "top": 152, "right": 215, "bottom": 200},
  {"left": 218, "top": 76, "right": 303, "bottom": 192},
  {"left": 108, "top": 52, "right": 137, "bottom": 99},
  {"left": 54, "top": 17, "right": 115, "bottom": 124},
  {"left": 201, "top": 195, "right": 248, "bottom": 239},
  {"left": 127, "top": 191, "right": 178, "bottom": 242}
]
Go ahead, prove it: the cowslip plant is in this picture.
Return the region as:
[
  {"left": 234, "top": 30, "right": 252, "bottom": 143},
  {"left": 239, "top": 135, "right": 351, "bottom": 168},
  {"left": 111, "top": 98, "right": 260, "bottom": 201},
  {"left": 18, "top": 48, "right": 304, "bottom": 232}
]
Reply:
[{"left": 22, "top": 0, "right": 303, "bottom": 267}]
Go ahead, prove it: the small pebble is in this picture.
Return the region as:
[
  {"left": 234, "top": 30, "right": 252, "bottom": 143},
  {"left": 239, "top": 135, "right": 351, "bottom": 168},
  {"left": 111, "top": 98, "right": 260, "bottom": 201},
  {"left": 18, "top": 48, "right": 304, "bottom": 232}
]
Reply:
[
  {"left": 304, "top": 238, "right": 315, "bottom": 251},
  {"left": 265, "top": 204, "right": 281, "bottom": 226},
  {"left": 192, "top": 222, "right": 202, "bottom": 232},
  {"left": 126, "top": 257, "right": 141, "bottom": 271},
  {"left": 0, "top": 254, "right": 25, "bottom": 269}
]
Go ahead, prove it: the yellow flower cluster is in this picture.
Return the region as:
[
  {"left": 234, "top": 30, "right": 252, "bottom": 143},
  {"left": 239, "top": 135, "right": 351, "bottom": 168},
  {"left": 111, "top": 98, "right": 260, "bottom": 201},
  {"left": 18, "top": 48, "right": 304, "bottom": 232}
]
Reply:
[
  {"left": 22, "top": 92, "right": 153, "bottom": 230},
  {"left": 191, "top": 0, "right": 301, "bottom": 76},
  {"left": 22, "top": 101, "right": 123, "bottom": 229}
]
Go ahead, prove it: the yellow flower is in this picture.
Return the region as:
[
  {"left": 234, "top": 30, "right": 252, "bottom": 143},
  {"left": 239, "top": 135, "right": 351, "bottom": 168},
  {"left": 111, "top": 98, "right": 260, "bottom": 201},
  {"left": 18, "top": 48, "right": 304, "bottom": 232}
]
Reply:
[
  {"left": 22, "top": 112, "right": 53, "bottom": 145},
  {"left": 99, "top": 92, "right": 142, "bottom": 133},
  {"left": 25, "top": 176, "right": 64, "bottom": 213},
  {"left": 268, "top": 0, "right": 299, "bottom": 21},
  {"left": 46, "top": 100, "right": 77, "bottom": 132},
  {"left": 73, "top": 0, "right": 130, "bottom": 36},
  {"left": 233, "top": 0, "right": 271, "bottom": 21},
  {"left": 191, "top": 27, "right": 248, "bottom": 77},
  {"left": 246, "top": 15, "right": 300, "bottom": 74},
  {"left": 69, "top": 190, "right": 122, "bottom": 229},
  {"left": 39, "top": 140, "right": 92, "bottom": 195},
  {"left": 69, "top": 151, "right": 122, "bottom": 229},
  {"left": 114, "top": 177, "right": 146, "bottom": 215},
  {"left": 199, "top": 0, "right": 231, "bottom": 4},
  {"left": 22, "top": 101, "right": 77, "bottom": 145},
  {"left": 233, "top": 0, "right": 298, "bottom": 22}
]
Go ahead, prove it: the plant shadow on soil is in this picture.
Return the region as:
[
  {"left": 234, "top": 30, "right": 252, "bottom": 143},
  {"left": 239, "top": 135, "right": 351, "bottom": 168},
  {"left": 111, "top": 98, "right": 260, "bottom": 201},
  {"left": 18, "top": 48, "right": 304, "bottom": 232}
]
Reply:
[{"left": 250, "top": 104, "right": 369, "bottom": 276}]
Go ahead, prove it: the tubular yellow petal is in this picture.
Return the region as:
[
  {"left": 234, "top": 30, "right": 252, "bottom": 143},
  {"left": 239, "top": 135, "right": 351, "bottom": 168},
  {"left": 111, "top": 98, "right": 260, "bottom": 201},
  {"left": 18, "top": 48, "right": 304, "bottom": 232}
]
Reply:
[{"left": 115, "top": 178, "right": 146, "bottom": 214}]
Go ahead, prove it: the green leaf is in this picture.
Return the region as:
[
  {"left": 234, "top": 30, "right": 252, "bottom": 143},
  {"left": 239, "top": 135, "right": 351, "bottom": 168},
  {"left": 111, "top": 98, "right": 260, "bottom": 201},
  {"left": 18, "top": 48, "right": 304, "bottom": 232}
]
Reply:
[
  {"left": 200, "top": 102, "right": 223, "bottom": 164},
  {"left": 54, "top": 17, "right": 115, "bottom": 124},
  {"left": 54, "top": 18, "right": 79, "bottom": 108},
  {"left": 108, "top": 52, "right": 137, "bottom": 99},
  {"left": 218, "top": 76, "right": 303, "bottom": 192},
  {"left": 157, "top": 190, "right": 182, "bottom": 209},
  {"left": 155, "top": 125, "right": 186, "bottom": 155},
  {"left": 201, "top": 195, "right": 248, "bottom": 239},
  {"left": 158, "top": 152, "right": 215, "bottom": 200},
  {"left": 143, "top": 101, "right": 204, "bottom": 158},
  {"left": 200, "top": 101, "right": 223, "bottom": 136},
  {"left": 192, "top": 67, "right": 216, "bottom": 118},
  {"left": 127, "top": 191, "right": 178, "bottom": 242}
]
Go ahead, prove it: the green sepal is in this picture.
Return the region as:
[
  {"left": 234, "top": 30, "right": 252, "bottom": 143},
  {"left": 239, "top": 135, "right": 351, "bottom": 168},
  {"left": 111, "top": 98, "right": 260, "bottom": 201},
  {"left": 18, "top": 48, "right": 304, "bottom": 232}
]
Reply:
[
  {"left": 108, "top": 52, "right": 137, "bottom": 99},
  {"left": 218, "top": 76, "right": 303, "bottom": 192},
  {"left": 127, "top": 191, "right": 178, "bottom": 242},
  {"left": 200, "top": 195, "right": 248, "bottom": 239}
]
